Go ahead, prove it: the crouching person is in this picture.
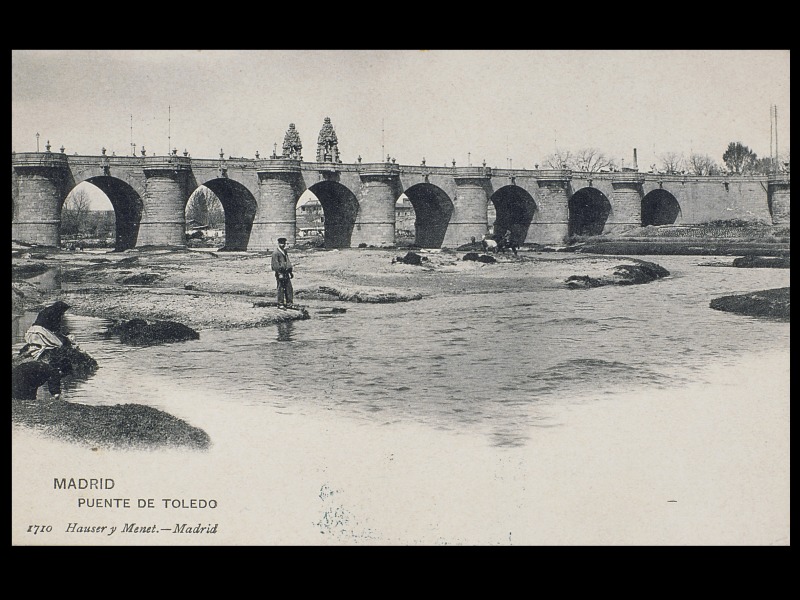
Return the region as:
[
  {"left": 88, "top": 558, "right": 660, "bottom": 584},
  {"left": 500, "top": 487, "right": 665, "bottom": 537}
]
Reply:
[{"left": 19, "top": 300, "right": 73, "bottom": 360}]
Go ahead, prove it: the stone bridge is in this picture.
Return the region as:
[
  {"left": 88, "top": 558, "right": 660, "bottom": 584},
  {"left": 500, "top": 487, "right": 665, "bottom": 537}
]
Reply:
[{"left": 11, "top": 126, "right": 790, "bottom": 251}]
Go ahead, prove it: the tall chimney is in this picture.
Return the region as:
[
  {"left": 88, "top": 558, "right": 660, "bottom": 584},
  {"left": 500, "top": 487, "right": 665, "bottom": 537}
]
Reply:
[{"left": 633, "top": 148, "right": 638, "bottom": 170}]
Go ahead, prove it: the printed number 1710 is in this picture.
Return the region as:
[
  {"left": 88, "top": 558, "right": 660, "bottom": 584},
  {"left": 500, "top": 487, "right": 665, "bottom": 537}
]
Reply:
[{"left": 28, "top": 525, "right": 52, "bottom": 534}]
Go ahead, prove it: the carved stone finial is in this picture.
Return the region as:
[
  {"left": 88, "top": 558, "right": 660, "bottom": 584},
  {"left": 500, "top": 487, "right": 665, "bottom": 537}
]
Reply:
[
  {"left": 255, "top": 150, "right": 260, "bottom": 159},
  {"left": 101, "top": 147, "right": 107, "bottom": 155},
  {"left": 184, "top": 149, "right": 189, "bottom": 157},
  {"left": 46, "top": 140, "right": 51, "bottom": 152},
  {"left": 141, "top": 146, "right": 147, "bottom": 156},
  {"left": 283, "top": 123, "right": 303, "bottom": 160},
  {"left": 316, "top": 117, "right": 340, "bottom": 163},
  {"left": 220, "top": 149, "right": 225, "bottom": 159},
  {"left": 421, "top": 157, "right": 426, "bottom": 166},
  {"left": 452, "top": 159, "right": 456, "bottom": 167},
  {"left": 357, "top": 155, "right": 362, "bottom": 163},
  {"left": 172, "top": 148, "right": 178, "bottom": 156},
  {"left": 60, "top": 146, "right": 65, "bottom": 154}
]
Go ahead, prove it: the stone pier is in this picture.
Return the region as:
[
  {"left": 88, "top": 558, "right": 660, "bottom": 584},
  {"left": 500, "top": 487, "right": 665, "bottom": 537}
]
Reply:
[
  {"left": 11, "top": 152, "right": 71, "bottom": 247},
  {"left": 253, "top": 160, "right": 304, "bottom": 250},
  {"left": 138, "top": 156, "right": 192, "bottom": 247},
  {"left": 533, "top": 170, "right": 571, "bottom": 244},
  {"left": 351, "top": 163, "right": 401, "bottom": 247},
  {"left": 443, "top": 167, "right": 493, "bottom": 247},
  {"left": 607, "top": 172, "right": 644, "bottom": 232},
  {"left": 769, "top": 173, "right": 791, "bottom": 225}
]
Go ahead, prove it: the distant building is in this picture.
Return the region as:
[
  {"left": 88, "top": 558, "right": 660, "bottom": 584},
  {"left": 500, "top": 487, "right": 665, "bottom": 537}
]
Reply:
[
  {"left": 297, "top": 198, "right": 325, "bottom": 236},
  {"left": 296, "top": 196, "right": 420, "bottom": 236},
  {"left": 395, "top": 196, "right": 415, "bottom": 233}
]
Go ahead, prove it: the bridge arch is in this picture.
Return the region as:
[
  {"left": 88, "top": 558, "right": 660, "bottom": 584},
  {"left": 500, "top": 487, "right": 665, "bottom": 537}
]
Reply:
[
  {"left": 308, "top": 180, "right": 359, "bottom": 249},
  {"left": 78, "top": 177, "right": 143, "bottom": 250},
  {"left": 641, "top": 189, "right": 681, "bottom": 226},
  {"left": 403, "top": 183, "right": 453, "bottom": 248},
  {"left": 490, "top": 185, "right": 537, "bottom": 245},
  {"left": 568, "top": 187, "right": 612, "bottom": 237},
  {"left": 198, "top": 178, "right": 258, "bottom": 251}
]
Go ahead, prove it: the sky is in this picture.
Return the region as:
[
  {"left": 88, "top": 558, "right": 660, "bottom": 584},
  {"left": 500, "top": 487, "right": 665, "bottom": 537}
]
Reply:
[{"left": 12, "top": 49, "right": 790, "bottom": 174}]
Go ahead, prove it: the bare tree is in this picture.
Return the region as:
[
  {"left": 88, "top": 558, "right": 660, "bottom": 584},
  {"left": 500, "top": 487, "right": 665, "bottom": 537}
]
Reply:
[
  {"left": 542, "top": 149, "right": 573, "bottom": 170},
  {"left": 61, "top": 185, "right": 93, "bottom": 236},
  {"left": 572, "top": 148, "right": 617, "bottom": 172},
  {"left": 186, "top": 186, "right": 224, "bottom": 228},
  {"left": 658, "top": 152, "right": 685, "bottom": 174},
  {"left": 688, "top": 153, "right": 722, "bottom": 176},
  {"left": 206, "top": 193, "right": 224, "bottom": 228}
]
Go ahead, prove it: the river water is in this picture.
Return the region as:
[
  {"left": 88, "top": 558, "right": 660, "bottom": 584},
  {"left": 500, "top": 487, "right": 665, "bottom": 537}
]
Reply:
[
  {"left": 11, "top": 255, "right": 790, "bottom": 545},
  {"left": 12, "top": 255, "right": 790, "bottom": 448}
]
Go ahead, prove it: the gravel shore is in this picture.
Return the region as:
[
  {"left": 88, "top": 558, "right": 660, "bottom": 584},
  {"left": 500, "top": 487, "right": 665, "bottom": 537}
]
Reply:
[{"left": 13, "top": 246, "right": 675, "bottom": 330}]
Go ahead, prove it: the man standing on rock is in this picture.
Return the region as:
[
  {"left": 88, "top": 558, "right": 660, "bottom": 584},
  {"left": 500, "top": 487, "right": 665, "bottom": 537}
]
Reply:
[{"left": 271, "top": 237, "right": 294, "bottom": 309}]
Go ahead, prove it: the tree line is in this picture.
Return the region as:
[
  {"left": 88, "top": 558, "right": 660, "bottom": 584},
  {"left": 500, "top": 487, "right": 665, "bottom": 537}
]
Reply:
[{"left": 541, "top": 142, "right": 789, "bottom": 176}]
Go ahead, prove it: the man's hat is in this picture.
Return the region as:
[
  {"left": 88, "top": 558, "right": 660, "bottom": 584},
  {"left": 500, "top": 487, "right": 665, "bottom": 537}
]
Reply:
[{"left": 278, "top": 237, "right": 287, "bottom": 243}]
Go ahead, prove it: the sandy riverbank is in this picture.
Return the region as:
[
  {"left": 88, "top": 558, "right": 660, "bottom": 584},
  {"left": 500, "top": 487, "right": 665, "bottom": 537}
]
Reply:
[{"left": 13, "top": 246, "right": 677, "bottom": 330}]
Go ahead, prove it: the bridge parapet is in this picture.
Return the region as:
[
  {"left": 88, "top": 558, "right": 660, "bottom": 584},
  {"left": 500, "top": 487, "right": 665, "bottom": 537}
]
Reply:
[
  {"left": 70, "top": 155, "right": 143, "bottom": 168},
  {"left": 453, "top": 166, "right": 492, "bottom": 180},
  {"left": 536, "top": 168, "right": 572, "bottom": 180},
  {"left": 611, "top": 172, "right": 645, "bottom": 186},
  {"left": 356, "top": 162, "right": 402, "bottom": 177},
  {"left": 536, "top": 169, "right": 572, "bottom": 187},
  {"left": 768, "top": 172, "right": 791, "bottom": 186},
  {"left": 141, "top": 155, "right": 193, "bottom": 171},
  {"left": 12, "top": 151, "right": 70, "bottom": 169},
  {"left": 256, "top": 159, "right": 303, "bottom": 174}
]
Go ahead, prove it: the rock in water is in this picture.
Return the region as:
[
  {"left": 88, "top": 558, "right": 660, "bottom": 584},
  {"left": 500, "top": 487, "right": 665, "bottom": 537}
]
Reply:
[
  {"left": 105, "top": 319, "right": 200, "bottom": 346},
  {"left": 48, "top": 346, "right": 99, "bottom": 378},
  {"left": 12, "top": 345, "right": 99, "bottom": 379},
  {"left": 611, "top": 260, "right": 670, "bottom": 284},
  {"left": 732, "top": 256, "right": 790, "bottom": 269},
  {"left": 710, "top": 287, "right": 789, "bottom": 320},
  {"left": 394, "top": 251, "right": 425, "bottom": 265},
  {"left": 463, "top": 253, "right": 497, "bottom": 264},
  {"left": 566, "top": 259, "right": 669, "bottom": 288}
]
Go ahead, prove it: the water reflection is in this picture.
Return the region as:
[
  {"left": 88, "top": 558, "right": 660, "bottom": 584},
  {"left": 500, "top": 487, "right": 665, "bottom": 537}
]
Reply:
[{"left": 276, "top": 320, "right": 295, "bottom": 342}]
